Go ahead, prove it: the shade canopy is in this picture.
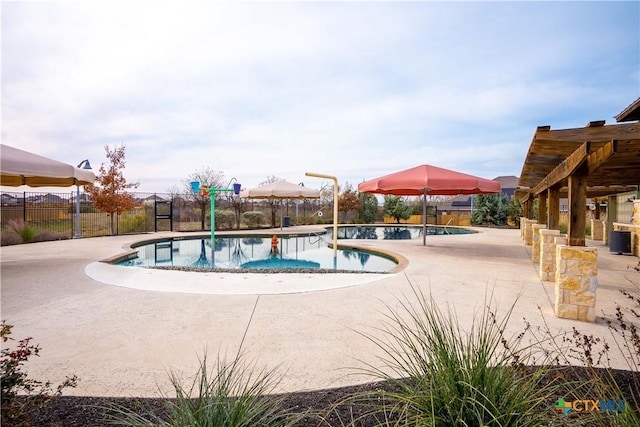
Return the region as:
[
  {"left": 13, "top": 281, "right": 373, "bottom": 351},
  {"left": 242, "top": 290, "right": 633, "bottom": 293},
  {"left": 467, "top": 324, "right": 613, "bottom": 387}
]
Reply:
[
  {"left": 358, "top": 164, "right": 500, "bottom": 196},
  {"left": 0, "top": 144, "right": 95, "bottom": 187},
  {"left": 359, "top": 164, "right": 500, "bottom": 246},
  {"left": 239, "top": 180, "right": 320, "bottom": 200}
]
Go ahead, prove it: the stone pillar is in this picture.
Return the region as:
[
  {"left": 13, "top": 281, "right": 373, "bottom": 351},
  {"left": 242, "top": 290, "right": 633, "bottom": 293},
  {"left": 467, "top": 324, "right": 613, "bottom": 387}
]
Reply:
[
  {"left": 603, "top": 221, "right": 609, "bottom": 245},
  {"left": 555, "top": 245, "right": 598, "bottom": 322},
  {"left": 531, "top": 224, "right": 547, "bottom": 263},
  {"left": 520, "top": 217, "right": 527, "bottom": 240},
  {"left": 524, "top": 219, "right": 537, "bottom": 246},
  {"left": 539, "top": 229, "right": 561, "bottom": 281},
  {"left": 591, "top": 219, "right": 604, "bottom": 241}
]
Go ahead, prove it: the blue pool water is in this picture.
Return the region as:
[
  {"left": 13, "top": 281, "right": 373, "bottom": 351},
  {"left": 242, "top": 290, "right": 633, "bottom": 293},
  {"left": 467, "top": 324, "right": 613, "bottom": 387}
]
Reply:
[
  {"left": 328, "top": 225, "right": 475, "bottom": 240},
  {"left": 116, "top": 235, "right": 397, "bottom": 272}
]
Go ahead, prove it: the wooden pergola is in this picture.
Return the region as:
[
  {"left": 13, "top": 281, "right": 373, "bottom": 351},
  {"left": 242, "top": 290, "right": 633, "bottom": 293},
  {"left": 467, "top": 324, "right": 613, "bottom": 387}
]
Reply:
[{"left": 516, "top": 98, "right": 640, "bottom": 246}]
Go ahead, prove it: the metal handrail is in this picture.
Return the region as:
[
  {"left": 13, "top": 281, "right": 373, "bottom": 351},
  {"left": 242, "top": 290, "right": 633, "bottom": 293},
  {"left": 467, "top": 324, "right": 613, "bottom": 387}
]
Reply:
[{"left": 444, "top": 218, "right": 453, "bottom": 234}]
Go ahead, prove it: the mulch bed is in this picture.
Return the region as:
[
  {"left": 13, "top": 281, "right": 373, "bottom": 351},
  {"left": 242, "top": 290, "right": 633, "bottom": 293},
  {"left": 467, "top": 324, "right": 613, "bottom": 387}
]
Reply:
[{"left": 14, "top": 366, "right": 639, "bottom": 426}]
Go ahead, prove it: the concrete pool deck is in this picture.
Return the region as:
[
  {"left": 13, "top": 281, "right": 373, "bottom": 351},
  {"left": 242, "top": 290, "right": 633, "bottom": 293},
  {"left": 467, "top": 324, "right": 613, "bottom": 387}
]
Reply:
[{"left": 1, "top": 225, "right": 638, "bottom": 398}]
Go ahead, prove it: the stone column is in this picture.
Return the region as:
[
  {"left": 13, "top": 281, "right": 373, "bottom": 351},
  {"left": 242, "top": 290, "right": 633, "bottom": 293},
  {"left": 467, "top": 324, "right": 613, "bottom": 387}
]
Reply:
[
  {"left": 591, "top": 219, "right": 604, "bottom": 241},
  {"left": 524, "top": 219, "right": 537, "bottom": 246},
  {"left": 603, "top": 221, "right": 609, "bottom": 245},
  {"left": 555, "top": 245, "right": 598, "bottom": 322},
  {"left": 531, "top": 224, "right": 547, "bottom": 263},
  {"left": 539, "top": 229, "right": 561, "bottom": 281}
]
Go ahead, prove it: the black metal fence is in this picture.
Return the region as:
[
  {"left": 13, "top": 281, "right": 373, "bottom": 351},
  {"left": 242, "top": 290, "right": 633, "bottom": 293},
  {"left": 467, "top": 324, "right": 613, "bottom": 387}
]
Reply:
[{"left": 0, "top": 191, "right": 330, "bottom": 239}]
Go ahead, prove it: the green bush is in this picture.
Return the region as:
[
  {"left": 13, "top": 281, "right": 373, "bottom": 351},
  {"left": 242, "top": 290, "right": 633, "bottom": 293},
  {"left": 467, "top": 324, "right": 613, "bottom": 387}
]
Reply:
[
  {"left": 471, "top": 194, "right": 510, "bottom": 226},
  {"left": 215, "top": 210, "right": 236, "bottom": 230},
  {"left": 119, "top": 213, "right": 149, "bottom": 234},
  {"left": 242, "top": 211, "right": 266, "bottom": 228}
]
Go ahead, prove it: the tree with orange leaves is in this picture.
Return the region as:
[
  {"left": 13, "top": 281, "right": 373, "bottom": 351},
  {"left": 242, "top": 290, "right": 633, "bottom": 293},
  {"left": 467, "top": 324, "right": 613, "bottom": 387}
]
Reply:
[{"left": 85, "top": 145, "right": 139, "bottom": 235}]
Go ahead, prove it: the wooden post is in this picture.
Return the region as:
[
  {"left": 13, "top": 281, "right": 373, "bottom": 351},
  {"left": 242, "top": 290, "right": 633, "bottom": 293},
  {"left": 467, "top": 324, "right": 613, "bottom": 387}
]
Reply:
[
  {"left": 524, "top": 198, "right": 534, "bottom": 219},
  {"left": 606, "top": 195, "right": 617, "bottom": 246},
  {"left": 537, "top": 192, "right": 547, "bottom": 225},
  {"left": 567, "top": 165, "right": 587, "bottom": 246},
  {"left": 547, "top": 185, "right": 560, "bottom": 230}
]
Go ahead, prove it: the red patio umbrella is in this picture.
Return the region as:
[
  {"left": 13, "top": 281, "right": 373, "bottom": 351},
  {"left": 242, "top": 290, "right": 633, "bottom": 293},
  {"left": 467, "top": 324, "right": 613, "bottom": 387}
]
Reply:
[{"left": 358, "top": 164, "right": 500, "bottom": 245}]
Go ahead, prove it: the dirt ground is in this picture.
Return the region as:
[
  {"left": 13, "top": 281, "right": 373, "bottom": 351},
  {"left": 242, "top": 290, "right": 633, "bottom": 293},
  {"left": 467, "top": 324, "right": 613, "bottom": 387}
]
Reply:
[{"left": 14, "top": 367, "right": 640, "bottom": 427}]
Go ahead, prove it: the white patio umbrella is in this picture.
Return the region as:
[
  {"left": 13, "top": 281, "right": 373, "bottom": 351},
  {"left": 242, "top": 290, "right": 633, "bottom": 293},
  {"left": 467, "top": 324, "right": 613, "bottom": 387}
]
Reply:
[
  {"left": 239, "top": 180, "right": 320, "bottom": 199},
  {"left": 0, "top": 144, "right": 95, "bottom": 187},
  {"left": 240, "top": 180, "right": 320, "bottom": 228}
]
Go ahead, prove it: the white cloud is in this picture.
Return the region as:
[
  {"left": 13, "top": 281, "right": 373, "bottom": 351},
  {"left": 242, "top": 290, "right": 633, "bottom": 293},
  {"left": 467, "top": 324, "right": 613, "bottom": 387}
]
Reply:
[{"left": 2, "top": 1, "right": 638, "bottom": 194}]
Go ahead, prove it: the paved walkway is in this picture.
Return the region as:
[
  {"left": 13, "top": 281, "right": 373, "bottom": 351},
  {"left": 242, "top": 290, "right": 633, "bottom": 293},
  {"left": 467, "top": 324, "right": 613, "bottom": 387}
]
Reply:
[{"left": 1, "top": 226, "right": 638, "bottom": 397}]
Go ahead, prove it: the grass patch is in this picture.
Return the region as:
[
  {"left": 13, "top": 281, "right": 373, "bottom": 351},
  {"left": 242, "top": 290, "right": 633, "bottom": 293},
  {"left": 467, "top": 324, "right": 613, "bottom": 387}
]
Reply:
[{"left": 343, "top": 286, "right": 569, "bottom": 426}]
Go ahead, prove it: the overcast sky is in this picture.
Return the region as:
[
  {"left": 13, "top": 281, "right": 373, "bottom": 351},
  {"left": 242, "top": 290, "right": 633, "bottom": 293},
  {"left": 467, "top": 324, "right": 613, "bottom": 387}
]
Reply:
[{"left": 2, "top": 1, "right": 638, "bottom": 194}]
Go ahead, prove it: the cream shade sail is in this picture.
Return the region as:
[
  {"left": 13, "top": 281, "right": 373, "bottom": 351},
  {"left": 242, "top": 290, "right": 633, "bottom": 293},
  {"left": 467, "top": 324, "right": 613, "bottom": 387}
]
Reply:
[{"left": 1, "top": 144, "right": 95, "bottom": 187}]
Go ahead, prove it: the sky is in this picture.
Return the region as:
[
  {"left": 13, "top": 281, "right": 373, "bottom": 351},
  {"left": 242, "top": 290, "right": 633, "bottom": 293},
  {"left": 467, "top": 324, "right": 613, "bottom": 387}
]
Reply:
[{"left": 2, "top": 1, "right": 639, "bottom": 195}]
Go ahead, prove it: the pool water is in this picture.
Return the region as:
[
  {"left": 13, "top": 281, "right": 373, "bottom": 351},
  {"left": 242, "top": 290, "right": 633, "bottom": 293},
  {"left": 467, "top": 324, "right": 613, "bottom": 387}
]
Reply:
[
  {"left": 117, "top": 235, "right": 397, "bottom": 272},
  {"left": 328, "top": 225, "right": 475, "bottom": 240}
]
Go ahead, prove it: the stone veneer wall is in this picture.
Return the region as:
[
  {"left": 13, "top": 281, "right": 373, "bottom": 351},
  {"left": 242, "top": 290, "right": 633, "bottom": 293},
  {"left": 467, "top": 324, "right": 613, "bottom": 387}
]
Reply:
[
  {"left": 555, "top": 245, "right": 598, "bottom": 322},
  {"left": 531, "top": 224, "right": 547, "bottom": 263},
  {"left": 523, "top": 219, "right": 537, "bottom": 246},
  {"left": 539, "top": 229, "right": 561, "bottom": 281},
  {"left": 591, "top": 219, "right": 604, "bottom": 241}
]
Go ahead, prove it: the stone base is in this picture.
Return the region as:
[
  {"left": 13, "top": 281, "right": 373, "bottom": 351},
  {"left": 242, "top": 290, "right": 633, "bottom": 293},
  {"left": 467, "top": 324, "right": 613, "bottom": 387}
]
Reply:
[
  {"left": 531, "top": 224, "right": 547, "bottom": 263},
  {"left": 539, "top": 229, "right": 561, "bottom": 281},
  {"left": 555, "top": 245, "right": 598, "bottom": 322}
]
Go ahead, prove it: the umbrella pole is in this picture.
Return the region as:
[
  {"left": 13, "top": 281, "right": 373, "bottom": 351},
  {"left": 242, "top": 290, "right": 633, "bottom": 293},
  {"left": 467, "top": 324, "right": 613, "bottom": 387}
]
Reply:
[{"left": 422, "top": 190, "right": 427, "bottom": 246}]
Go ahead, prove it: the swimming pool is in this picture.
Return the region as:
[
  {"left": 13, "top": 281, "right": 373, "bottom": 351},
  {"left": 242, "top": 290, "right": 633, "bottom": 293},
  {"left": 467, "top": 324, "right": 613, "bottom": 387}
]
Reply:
[
  {"left": 327, "top": 225, "right": 475, "bottom": 240},
  {"left": 116, "top": 235, "right": 398, "bottom": 272}
]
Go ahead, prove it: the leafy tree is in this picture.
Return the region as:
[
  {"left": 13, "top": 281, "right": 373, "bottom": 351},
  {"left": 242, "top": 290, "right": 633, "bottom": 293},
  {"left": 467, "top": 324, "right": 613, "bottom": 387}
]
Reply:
[
  {"left": 226, "top": 193, "right": 245, "bottom": 230},
  {"left": 184, "top": 167, "right": 225, "bottom": 231},
  {"left": 359, "top": 192, "right": 379, "bottom": 223},
  {"left": 471, "top": 193, "right": 510, "bottom": 226},
  {"left": 338, "top": 184, "right": 360, "bottom": 223},
  {"left": 85, "top": 145, "right": 139, "bottom": 235},
  {"left": 384, "top": 195, "right": 412, "bottom": 224},
  {"left": 507, "top": 197, "right": 524, "bottom": 227}
]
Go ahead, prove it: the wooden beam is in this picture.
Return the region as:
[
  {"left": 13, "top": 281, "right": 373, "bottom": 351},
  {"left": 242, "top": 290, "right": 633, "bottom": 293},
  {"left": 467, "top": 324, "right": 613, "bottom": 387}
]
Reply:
[
  {"left": 568, "top": 164, "right": 588, "bottom": 246},
  {"left": 533, "top": 122, "right": 639, "bottom": 144},
  {"left": 586, "top": 120, "right": 606, "bottom": 127},
  {"left": 532, "top": 142, "right": 589, "bottom": 195},
  {"left": 587, "top": 140, "right": 616, "bottom": 174}
]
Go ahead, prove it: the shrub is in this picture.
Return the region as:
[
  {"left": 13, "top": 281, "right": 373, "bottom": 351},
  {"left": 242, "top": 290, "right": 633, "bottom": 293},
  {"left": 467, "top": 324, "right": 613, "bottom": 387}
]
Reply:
[
  {"left": 105, "top": 351, "right": 300, "bottom": 426},
  {"left": 119, "top": 212, "right": 149, "bottom": 234},
  {"left": 1, "top": 321, "right": 78, "bottom": 426},
  {"left": 32, "top": 231, "right": 69, "bottom": 243},
  {"left": 5, "top": 220, "right": 38, "bottom": 243},
  {"left": 0, "top": 231, "right": 23, "bottom": 246},
  {"left": 242, "top": 211, "right": 266, "bottom": 228},
  {"left": 565, "top": 263, "right": 640, "bottom": 426},
  {"left": 215, "top": 209, "right": 236, "bottom": 230},
  {"left": 350, "top": 287, "right": 565, "bottom": 426}
]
